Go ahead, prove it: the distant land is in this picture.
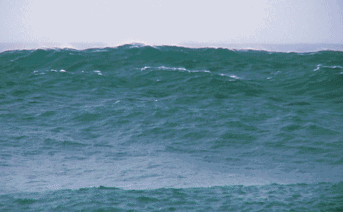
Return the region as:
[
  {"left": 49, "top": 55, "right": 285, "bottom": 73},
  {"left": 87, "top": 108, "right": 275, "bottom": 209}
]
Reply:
[
  {"left": 1, "top": 42, "right": 343, "bottom": 53},
  {"left": 179, "top": 42, "right": 343, "bottom": 52}
]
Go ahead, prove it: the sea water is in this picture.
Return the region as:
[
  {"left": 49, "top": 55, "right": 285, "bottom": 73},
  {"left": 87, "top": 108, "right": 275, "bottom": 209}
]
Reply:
[{"left": 0, "top": 44, "right": 342, "bottom": 211}]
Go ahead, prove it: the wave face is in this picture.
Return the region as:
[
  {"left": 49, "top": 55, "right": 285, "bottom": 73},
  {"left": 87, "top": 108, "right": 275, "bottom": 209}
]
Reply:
[{"left": 1, "top": 44, "right": 343, "bottom": 211}]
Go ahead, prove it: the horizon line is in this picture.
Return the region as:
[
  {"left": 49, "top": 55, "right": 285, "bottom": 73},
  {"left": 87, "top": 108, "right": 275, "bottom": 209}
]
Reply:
[{"left": 1, "top": 42, "right": 343, "bottom": 53}]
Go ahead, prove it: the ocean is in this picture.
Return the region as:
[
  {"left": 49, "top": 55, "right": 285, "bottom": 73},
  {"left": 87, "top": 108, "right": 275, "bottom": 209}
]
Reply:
[{"left": 0, "top": 43, "right": 342, "bottom": 211}]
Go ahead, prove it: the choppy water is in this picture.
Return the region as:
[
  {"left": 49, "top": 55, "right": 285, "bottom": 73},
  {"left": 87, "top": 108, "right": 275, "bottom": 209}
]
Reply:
[{"left": 1, "top": 44, "right": 342, "bottom": 211}]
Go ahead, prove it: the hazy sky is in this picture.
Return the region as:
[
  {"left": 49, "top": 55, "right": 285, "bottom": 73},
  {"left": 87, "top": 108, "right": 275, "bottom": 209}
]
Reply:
[{"left": 1, "top": 0, "right": 342, "bottom": 45}]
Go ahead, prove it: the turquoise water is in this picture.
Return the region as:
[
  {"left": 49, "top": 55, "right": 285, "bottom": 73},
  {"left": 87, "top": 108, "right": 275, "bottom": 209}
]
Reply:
[{"left": 1, "top": 44, "right": 342, "bottom": 211}]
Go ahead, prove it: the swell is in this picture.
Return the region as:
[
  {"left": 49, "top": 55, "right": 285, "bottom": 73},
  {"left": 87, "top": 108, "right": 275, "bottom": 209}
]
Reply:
[
  {"left": 1, "top": 45, "right": 342, "bottom": 194},
  {"left": 1, "top": 45, "right": 342, "bottom": 131},
  {"left": 1, "top": 45, "right": 342, "bottom": 146},
  {"left": 1, "top": 182, "right": 342, "bottom": 211}
]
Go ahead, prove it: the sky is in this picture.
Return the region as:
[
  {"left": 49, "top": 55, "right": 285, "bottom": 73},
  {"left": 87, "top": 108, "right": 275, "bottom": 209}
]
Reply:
[{"left": 0, "top": 0, "right": 342, "bottom": 46}]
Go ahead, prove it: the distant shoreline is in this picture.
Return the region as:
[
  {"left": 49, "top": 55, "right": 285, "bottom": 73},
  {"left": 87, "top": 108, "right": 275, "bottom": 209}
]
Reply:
[{"left": 1, "top": 42, "right": 342, "bottom": 53}]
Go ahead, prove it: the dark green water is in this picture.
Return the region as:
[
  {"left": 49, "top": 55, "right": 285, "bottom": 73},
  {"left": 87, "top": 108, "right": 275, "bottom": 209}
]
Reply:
[{"left": 1, "top": 44, "right": 342, "bottom": 211}]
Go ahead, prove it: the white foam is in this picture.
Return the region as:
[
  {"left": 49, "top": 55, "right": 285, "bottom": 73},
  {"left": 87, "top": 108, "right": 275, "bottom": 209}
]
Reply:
[
  {"left": 314, "top": 64, "right": 343, "bottom": 71},
  {"left": 229, "top": 75, "right": 240, "bottom": 79},
  {"left": 219, "top": 73, "right": 240, "bottom": 79},
  {"left": 322, "top": 65, "right": 342, "bottom": 69},
  {"left": 158, "top": 66, "right": 187, "bottom": 71},
  {"left": 313, "top": 64, "right": 321, "bottom": 71},
  {"left": 93, "top": 70, "right": 103, "bottom": 75},
  {"left": 141, "top": 66, "right": 150, "bottom": 71},
  {"left": 158, "top": 66, "right": 211, "bottom": 74},
  {"left": 140, "top": 66, "right": 210, "bottom": 74},
  {"left": 191, "top": 70, "right": 211, "bottom": 73}
]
